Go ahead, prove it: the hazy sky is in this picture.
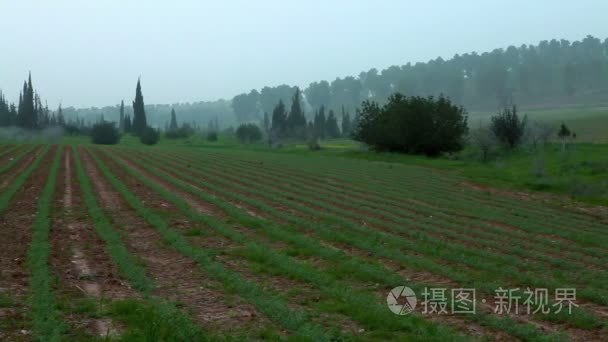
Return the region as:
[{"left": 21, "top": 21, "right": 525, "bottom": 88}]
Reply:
[{"left": 2, "top": 0, "right": 608, "bottom": 108}]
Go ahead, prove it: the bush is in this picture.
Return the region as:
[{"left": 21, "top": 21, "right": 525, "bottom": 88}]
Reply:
[
  {"left": 91, "top": 122, "right": 120, "bottom": 145},
  {"left": 207, "top": 131, "right": 218, "bottom": 142},
  {"left": 352, "top": 93, "right": 468, "bottom": 156},
  {"left": 491, "top": 106, "right": 526, "bottom": 149},
  {"left": 235, "top": 123, "right": 262, "bottom": 144},
  {"left": 140, "top": 126, "right": 160, "bottom": 145},
  {"left": 165, "top": 124, "right": 195, "bottom": 139}
]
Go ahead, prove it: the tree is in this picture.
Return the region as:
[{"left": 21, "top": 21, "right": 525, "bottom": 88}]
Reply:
[
  {"left": 236, "top": 123, "right": 262, "bottom": 143},
  {"left": 305, "top": 81, "right": 331, "bottom": 110},
  {"left": 353, "top": 93, "right": 468, "bottom": 156},
  {"left": 271, "top": 100, "right": 287, "bottom": 139},
  {"left": 313, "top": 106, "right": 326, "bottom": 139},
  {"left": 232, "top": 90, "right": 260, "bottom": 122},
  {"left": 91, "top": 122, "right": 120, "bottom": 145},
  {"left": 124, "top": 114, "right": 132, "bottom": 133},
  {"left": 471, "top": 125, "right": 498, "bottom": 161},
  {"left": 132, "top": 78, "right": 147, "bottom": 136},
  {"left": 286, "top": 88, "right": 307, "bottom": 138},
  {"left": 341, "top": 108, "right": 352, "bottom": 137},
  {"left": 169, "top": 108, "right": 178, "bottom": 130},
  {"left": 56, "top": 104, "right": 65, "bottom": 126},
  {"left": 325, "top": 110, "right": 340, "bottom": 138},
  {"left": 0, "top": 91, "right": 10, "bottom": 127},
  {"left": 17, "top": 73, "right": 37, "bottom": 129},
  {"left": 140, "top": 126, "right": 160, "bottom": 145},
  {"left": 490, "top": 106, "right": 526, "bottom": 149},
  {"left": 119, "top": 100, "right": 125, "bottom": 132},
  {"left": 557, "top": 122, "right": 571, "bottom": 151}
]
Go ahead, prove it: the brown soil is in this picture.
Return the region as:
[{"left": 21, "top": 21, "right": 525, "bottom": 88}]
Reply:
[
  {"left": 100, "top": 149, "right": 366, "bottom": 335},
  {"left": 50, "top": 147, "right": 137, "bottom": 337},
  {"left": 0, "top": 147, "right": 55, "bottom": 340},
  {"left": 80, "top": 147, "right": 269, "bottom": 332},
  {"left": 0, "top": 146, "right": 43, "bottom": 190}
]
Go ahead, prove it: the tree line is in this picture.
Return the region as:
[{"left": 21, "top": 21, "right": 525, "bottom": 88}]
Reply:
[{"left": 232, "top": 35, "right": 608, "bottom": 122}]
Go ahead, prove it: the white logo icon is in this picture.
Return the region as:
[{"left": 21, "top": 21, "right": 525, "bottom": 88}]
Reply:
[{"left": 387, "top": 286, "right": 417, "bottom": 315}]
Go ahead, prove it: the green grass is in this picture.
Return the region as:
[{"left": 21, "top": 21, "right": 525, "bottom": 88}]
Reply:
[{"left": 27, "top": 147, "right": 65, "bottom": 341}]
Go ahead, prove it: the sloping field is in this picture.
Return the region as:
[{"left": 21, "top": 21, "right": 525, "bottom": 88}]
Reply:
[{"left": 0, "top": 144, "right": 607, "bottom": 341}]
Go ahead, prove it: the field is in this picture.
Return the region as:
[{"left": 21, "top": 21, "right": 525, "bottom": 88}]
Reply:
[{"left": 0, "top": 142, "right": 607, "bottom": 341}]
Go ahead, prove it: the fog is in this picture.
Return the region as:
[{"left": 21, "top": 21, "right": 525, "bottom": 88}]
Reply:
[{"left": 1, "top": 0, "right": 608, "bottom": 108}]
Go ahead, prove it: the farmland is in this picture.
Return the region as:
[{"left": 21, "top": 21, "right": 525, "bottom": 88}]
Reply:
[{"left": 0, "top": 142, "right": 607, "bottom": 341}]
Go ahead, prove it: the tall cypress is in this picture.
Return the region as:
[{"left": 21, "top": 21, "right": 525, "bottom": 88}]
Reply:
[
  {"left": 17, "top": 73, "right": 37, "bottom": 129},
  {"left": 287, "top": 88, "right": 306, "bottom": 138},
  {"left": 132, "top": 79, "right": 147, "bottom": 135},
  {"left": 119, "top": 100, "right": 125, "bottom": 132},
  {"left": 169, "top": 108, "right": 178, "bottom": 130}
]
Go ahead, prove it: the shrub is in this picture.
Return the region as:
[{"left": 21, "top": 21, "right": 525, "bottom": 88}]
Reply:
[
  {"left": 207, "top": 131, "right": 218, "bottom": 142},
  {"left": 91, "top": 122, "right": 120, "bottom": 145},
  {"left": 165, "top": 124, "right": 195, "bottom": 139},
  {"left": 140, "top": 126, "right": 160, "bottom": 145},
  {"left": 491, "top": 106, "right": 526, "bottom": 149},
  {"left": 352, "top": 93, "right": 468, "bottom": 156},
  {"left": 235, "top": 123, "right": 262, "bottom": 144}
]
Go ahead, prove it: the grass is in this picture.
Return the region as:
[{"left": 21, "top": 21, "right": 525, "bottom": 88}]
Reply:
[{"left": 27, "top": 146, "right": 65, "bottom": 341}]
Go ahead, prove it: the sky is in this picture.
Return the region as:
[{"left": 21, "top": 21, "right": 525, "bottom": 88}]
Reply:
[{"left": 1, "top": 0, "right": 608, "bottom": 108}]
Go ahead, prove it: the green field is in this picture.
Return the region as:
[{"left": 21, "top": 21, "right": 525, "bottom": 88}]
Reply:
[{"left": 0, "top": 136, "right": 606, "bottom": 341}]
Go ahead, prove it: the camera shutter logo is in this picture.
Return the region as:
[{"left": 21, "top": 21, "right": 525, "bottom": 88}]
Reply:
[{"left": 387, "top": 286, "right": 417, "bottom": 315}]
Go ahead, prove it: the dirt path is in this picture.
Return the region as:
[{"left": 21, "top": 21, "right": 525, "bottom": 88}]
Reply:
[
  {"left": 51, "top": 148, "right": 137, "bottom": 338},
  {"left": 0, "top": 147, "right": 55, "bottom": 341},
  {"left": 80, "top": 148, "right": 270, "bottom": 333}
]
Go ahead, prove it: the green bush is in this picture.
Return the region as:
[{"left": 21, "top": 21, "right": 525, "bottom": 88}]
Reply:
[
  {"left": 140, "top": 126, "right": 160, "bottom": 145},
  {"left": 352, "top": 93, "right": 468, "bottom": 156},
  {"left": 165, "top": 124, "right": 195, "bottom": 139},
  {"left": 91, "top": 122, "right": 120, "bottom": 145},
  {"left": 236, "top": 123, "right": 262, "bottom": 144},
  {"left": 207, "top": 131, "right": 218, "bottom": 142}
]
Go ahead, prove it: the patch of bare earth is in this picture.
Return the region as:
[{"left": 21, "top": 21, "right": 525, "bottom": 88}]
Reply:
[
  {"left": 51, "top": 148, "right": 137, "bottom": 338},
  {"left": 80, "top": 148, "right": 270, "bottom": 333},
  {"left": 0, "top": 147, "right": 55, "bottom": 341}
]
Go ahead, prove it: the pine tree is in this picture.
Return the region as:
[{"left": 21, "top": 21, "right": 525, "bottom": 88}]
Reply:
[
  {"left": 119, "top": 100, "right": 125, "bottom": 132},
  {"left": 169, "top": 108, "right": 178, "bottom": 130},
  {"left": 132, "top": 78, "right": 147, "bottom": 135}
]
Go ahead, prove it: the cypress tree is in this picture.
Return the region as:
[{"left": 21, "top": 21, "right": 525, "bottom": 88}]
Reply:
[
  {"left": 341, "top": 108, "right": 352, "bottom": 137},
  {"left": 124, "top": 114, "right": 132, "bottom": 133},
  {"left": 169, "top": 108, "right": 178, "bottom": 130},
  {"left": 17, "top": 73, "right": 37, "bottom": 129},
  {"left": 286, "top": 88, "right": 306, "bottom": 138},
  {"left": 326, "top": 110, "right": 340, "bottom": 138},
  {"left": 57, "top": 104, "right": 65, "bottom": 126},
  {"left": 271, "top": 100, "right": 287, "bottom": 138},
  {"left": 132, "top": 78, "right": 147, "bottom": 135},
  {"left": 313, "top": 106, "right": 326, "bottom": 139},
  {"left": 119, "top": 100, "right": 125, "bottom": 132},
  {"left": 0, "top": 92, "right": 9, "bottom": 127}
]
